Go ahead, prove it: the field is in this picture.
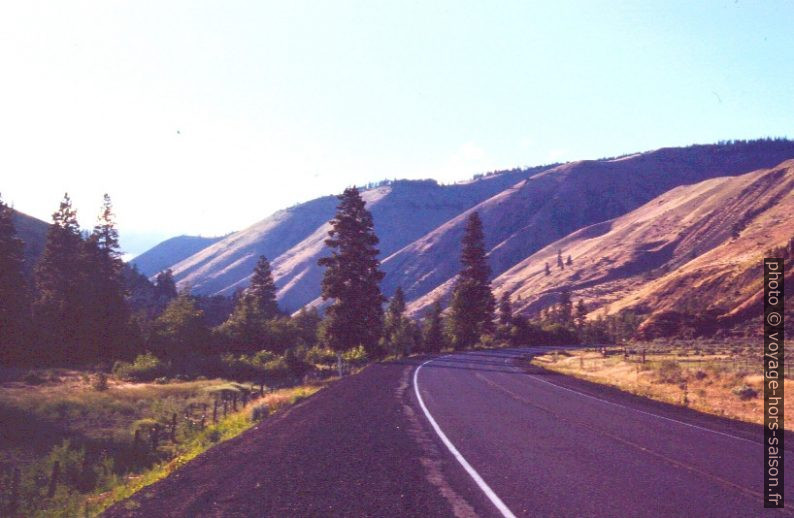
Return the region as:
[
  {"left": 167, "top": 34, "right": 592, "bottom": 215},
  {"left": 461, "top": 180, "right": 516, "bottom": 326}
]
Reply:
[
  {"left": 0, "top": 368, "right": 326, "bottom": 517},
  {"left": 531, "top": 340, "right": 793, "bottom": 428}
]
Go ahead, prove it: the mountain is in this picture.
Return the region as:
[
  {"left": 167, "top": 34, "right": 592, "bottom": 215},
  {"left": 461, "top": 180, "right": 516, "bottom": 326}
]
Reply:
[
  {"left": 10, "top": 209, "right": 49, "bottom": 274},
  {"left": 130, "top": 235, "right": 226, "bottom": 277},
  {"left": 168, "top": 166, "right": 556, "bottom": 310},
  {"left": 143, "top": 139, "right": 794, "bottom": 321},
  {"left": 480, "top": 159, "right": 794, "bottom": 336},
  {"left": 402, "top": 139, "right": 794, "bottom": 315}
]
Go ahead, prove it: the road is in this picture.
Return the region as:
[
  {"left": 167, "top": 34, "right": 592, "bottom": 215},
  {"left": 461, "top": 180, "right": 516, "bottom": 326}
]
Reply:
[{"left": 104, "top": 347, "right": 794, "bottom": 517}]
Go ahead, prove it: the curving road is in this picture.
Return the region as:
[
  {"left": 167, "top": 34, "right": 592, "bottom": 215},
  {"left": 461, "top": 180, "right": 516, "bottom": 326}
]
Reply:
[
  {"left": 105, "top": 347, "right": 794, "bottom": 517},
  {"left": 414, "top": 347, "right": 794, "bottom": 517}
]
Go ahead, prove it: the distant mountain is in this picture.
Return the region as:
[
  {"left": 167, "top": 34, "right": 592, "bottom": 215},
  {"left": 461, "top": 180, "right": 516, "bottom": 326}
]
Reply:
[
  {"left": 403, "top": 139, "right": 794, "bottom": 315},
  {"left": 169, "top": 166, "right": 556, "bottom": 311},
  {"left": 130, "top": 235, "right": 226, "bottom": 277},
  {"left": 141, "top": 139, "right": 794, "bottom": 329},
  {"left": 10, "top": 209, "right": 49, "bottom": 274},
  {"left": 482, "top": 159, "right": 793, "bottom": 336}
]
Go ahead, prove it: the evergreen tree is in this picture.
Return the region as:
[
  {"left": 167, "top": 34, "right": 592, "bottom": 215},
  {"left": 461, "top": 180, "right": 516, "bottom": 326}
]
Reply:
[
  {"left": 0, "top": 195, "right": 30, "bottom": 364},
  {"left": 558, "top": 289, "right": 573, "bottom": 325},
  {"left": 498, "top": 292, "right": 513, "bottom": 326},
  {"left": 566, "top": 255, "right": 573, "bottom": 267},
  {"left": 557, "top": 249, "right": 564, "bottom": 270},
  {"left": 249, "top": 255, "right": 279, "bottom": 319},
  {"left": 318, "top": 187, "right": 385, "bottom": 365},
  {"left": 544, "top": 262, "right": 551, "bottom": 276},
  {"left": 216, "top": 292, "right": 268, "bottom": 353},
  {"left": 83, "top": 194, "right": 130, "bottom": 360},
  {"left": 154, "top": 269, "right": 178, "bottom": 301},
  {"left": 448, "top": 212, "right": 496, "bottom": 349},
  {"left": 575, "top": 299, "right": 588, "bottom": 327},
  {"left": 33, "top": 194, "right": 85, "bottom": 364},
  {"left": 381, "top": 287, "right": 413, "bottom": 356},
  {"left": 149, "top": 294, "right": 209, "bottom": 360},
  {"left": 422, "top": 301, "right": 446, "bottom": 352}
]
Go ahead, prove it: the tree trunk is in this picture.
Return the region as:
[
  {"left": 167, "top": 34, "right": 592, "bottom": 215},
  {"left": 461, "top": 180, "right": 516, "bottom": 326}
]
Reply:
[{"left": 336, "top": 352, "right": 343, "bottom": 377}]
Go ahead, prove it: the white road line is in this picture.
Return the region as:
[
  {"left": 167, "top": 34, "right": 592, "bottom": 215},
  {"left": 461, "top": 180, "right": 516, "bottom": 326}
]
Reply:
[{"left": 413, "top": 358, "right": 517, "bottom": 518}]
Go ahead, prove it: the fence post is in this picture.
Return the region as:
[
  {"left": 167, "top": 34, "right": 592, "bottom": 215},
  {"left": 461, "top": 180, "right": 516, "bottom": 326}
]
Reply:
[
  {"left": 151, "top": 424, "right": 160, "bottom": 451},
  {"left": 48, "top": 461, "right": 60, "bottom": 498}
]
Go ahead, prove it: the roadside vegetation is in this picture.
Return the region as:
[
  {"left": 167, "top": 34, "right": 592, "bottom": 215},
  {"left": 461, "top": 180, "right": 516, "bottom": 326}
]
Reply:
[
  {"left": 0, "top": 185, "right": 782, "bottom": 516},
  {"left": 531, "top": 341, "right": 794, "bottom": 429}
]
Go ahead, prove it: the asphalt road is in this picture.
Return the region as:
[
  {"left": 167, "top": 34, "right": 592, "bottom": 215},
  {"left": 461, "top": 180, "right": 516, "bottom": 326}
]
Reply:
[{"left": 104, "top": 348, "right": 794, "bottom": 517}]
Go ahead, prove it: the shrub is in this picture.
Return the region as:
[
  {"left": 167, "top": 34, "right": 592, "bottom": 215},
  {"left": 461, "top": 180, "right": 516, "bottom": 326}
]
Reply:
[
  {"left": 113, "top": 353, "right": 170, "bottom": 381},
  {"left": 251, "top": 403, "right": 269, "bottom": 421},
  {"left": 304, "top": 346, "right": 337, "bottom": 366},
  {"left": 23, "top": 370, "right": 46, "bottom": 385},
  {"left": 731, "top": 385, "right": 758, "bottom": 400},
  {"left": 342, "top": 345, "right": 368, "bottom": 365},
  {"left": 93, "top": 372, "right": 109, "bottom": 391},
  {"left": 694, "top": 370, "right": 707, "bottom": 380}
]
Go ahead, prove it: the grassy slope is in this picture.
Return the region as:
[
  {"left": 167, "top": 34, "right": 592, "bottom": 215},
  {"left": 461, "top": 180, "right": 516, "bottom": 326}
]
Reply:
[{"left": 531, "top": 343, "right": 794, "bottom": 429}]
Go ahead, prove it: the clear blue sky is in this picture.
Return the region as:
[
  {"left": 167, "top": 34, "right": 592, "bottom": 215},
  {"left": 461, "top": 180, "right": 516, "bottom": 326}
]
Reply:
[{"left": 1, "top": 1, "right": 792, "bottom": 256}]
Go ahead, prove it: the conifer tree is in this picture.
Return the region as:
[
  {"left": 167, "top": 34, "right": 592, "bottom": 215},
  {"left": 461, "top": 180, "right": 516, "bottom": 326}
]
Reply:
[
  {"left": 575, "top": 299, "right": 588, "bottom": 327},
  {"left": 448, "top": 212, "right": 495, "bottom": 349},
  {"left": 318, "top": 187, "right": 385, "bottom": 368},
  {"left": 558, "top": 289, "right": 573, "bottom": 325},
  {"left": 422, "top": 300, "right": 445, "bottom": 353},
  {"left": 83, "top": 194, "right": 130, "bottom": 360},
  {"left": 381, "top": 287, "right": 412, "bottom": 356},
  {"left": 154, "top": 269, "right": 178, "bottom": 301},
  {"left": 557, "top": 249, "right": 564, "bottom": 270},
  {"left": 0, "top": 195, "right": 30, "bottom": 364},
  {"left": 249, "top": 255, "right": 279, "bottom": 319},
  {"left": 544, "top": 262, "right": 551, "bottom": 276},
  {"left": 33, "top": 194, "right": 85, "bottom": 364},
  {"left": 566, "top": 255, "right": 573, "bottom": 267},
  {"left": 498, "top": 292, "right": 513, "bottom": 326}
]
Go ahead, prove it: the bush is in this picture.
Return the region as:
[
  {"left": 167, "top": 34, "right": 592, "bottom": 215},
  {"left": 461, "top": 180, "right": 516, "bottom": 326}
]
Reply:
[
  {"left": 93, "top": 372, "right": 109, "bottom": 391},
  {"left": 342, "top": 345, "right": 368, "bottom": 365},
  {"left": 113, "top": 353, "right": 170, "bottom": 381},
  {"left": 304, "top": 346, "right": 337, "bottom": 366},
  {"left": 251, "top": 403, "right": 269, "bottom": 421},
  {"left": 23, "top": 370, "right": 46, "bottom": 385},
  {"left": 731, "top": 385, "right": 758, "bottom": 400}
]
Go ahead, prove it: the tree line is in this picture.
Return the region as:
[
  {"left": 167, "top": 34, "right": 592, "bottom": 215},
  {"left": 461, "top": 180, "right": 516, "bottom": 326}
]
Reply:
[{"left": 1, "top": 188, "right": 636, "bottom": 375}]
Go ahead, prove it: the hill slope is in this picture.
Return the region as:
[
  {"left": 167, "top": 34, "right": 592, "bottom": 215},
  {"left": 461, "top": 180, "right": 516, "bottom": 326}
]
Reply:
[
  {"left": 477, "top": 159, "right": 794, "bottom": 336},
  {"left": 401, "top": 140, "right": 794, "bottom": 315},
  {"left": 130, "top": 235, "right": 226, "bottom": 277},
  {"left": 169, "top": 167, "right": 555, "bottom": 310},
  {"left": 10, "top": 209, "right": 49, "bottom": 274}
]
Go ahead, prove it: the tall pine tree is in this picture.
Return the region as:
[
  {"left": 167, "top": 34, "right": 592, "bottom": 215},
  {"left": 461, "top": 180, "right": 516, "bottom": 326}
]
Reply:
[
  {"left": 0, "top": 195, "right": 31, "bottom": 364},
  {"left": 448, "top": 212, "right": 495, "bottom": 349},
  {"left": 249, "top": 255, "right": 279, "bottom": 319},
  {"left": 318, "top": 187, "right": 385, "bottom": 366},
  {"left": 83, "top": 194, "right": 130, "bottom": 360},
  {"left": 33, "top": 193, "right": 85, "bottom": 364}
]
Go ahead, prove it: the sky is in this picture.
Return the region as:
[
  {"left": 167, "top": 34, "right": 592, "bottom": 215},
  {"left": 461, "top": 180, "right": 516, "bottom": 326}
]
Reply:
[{"left": 1, "top": 1, "right": 792, "bottom": 257}]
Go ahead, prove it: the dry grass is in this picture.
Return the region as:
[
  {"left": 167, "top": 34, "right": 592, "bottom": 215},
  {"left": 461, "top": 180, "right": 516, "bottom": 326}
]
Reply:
[
  {"left": 532, "top": 345, "right": 794, "bottom": 429},
  {"left": 0, "top": 368, "right": 329, "bottom": 517}
]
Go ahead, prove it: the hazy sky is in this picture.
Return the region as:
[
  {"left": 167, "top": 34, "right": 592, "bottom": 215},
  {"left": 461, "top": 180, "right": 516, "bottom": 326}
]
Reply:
[{"left": 1, "top": 1, "right": 792, "bottom": 256}]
